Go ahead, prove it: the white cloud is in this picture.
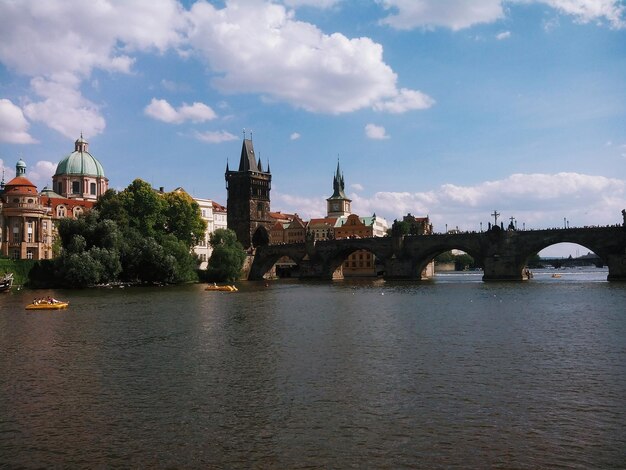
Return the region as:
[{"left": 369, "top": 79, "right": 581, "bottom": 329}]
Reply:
[
  {"left": 186, "top": 1, "right": 432, "bottom": 114},
  {"left": 28, "top": 161, "right": 57, "bottom": 187},
  {"left": 290, "top": 132, "right": 301, "bottom": 140},
  {"left": 351, "top": 183, "right": 364, "bottom": 191},
  {"left": 379, "top": 0, "right": 625, "bottom": 30},
  {"left": 365, "top": 123, "right": 390, "bottom": 140},
  {"left": 282, "top": 0, "right": 341, "bottom": 7},
  {"left": 0, "top": 0, "right": 187, "bottom": 138},
  {"left": 0, "top": 99, "right": 36, "bottom": 144},
  {"left": 539, "top": 0, "right": 625, "bottom": 28},
  {"left": 379, "top": 0, "right": 505, "bottom": 31},
  {"left": 144, "top": 99, "right": 217, "bottom": 124},
  {"left": 23, "top": 77, "right": 105, "bottom": 139},
  {"left": 374, "top": 88, "right": 435, "bottom": 113},
  {"left": 192, "top": 130, "right": 238, "bottom": 143},
  {"left": 273, "top": 173, "right": 626, "bottom": 232},
  {"left": 496, "top": 30, "right": 512, "bottom": 39}
]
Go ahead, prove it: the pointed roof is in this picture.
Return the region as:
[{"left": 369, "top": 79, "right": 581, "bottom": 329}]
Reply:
[
  {"left": 238, "top": 138, "right": 259, "bottom": 172},
  {"left": 328, "top": 160, "right": 349, "bottom": 200}
]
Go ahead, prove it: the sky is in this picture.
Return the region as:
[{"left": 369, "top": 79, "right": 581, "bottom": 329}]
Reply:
[{"left": 1, "top": 0, "right": 625, "bottom": 257}]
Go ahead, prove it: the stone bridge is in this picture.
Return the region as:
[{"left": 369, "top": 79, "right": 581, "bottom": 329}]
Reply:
[{"left": 248, "top": 224, "right": 626, "bottom": 281}]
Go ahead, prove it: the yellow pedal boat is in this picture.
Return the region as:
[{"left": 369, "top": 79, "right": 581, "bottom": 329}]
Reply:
[
  {"left": 205, "top": 284, "right": 238, "bottom": 292},
  {"left": 25, "top": 301, "right": 69, "bottom": 310}
]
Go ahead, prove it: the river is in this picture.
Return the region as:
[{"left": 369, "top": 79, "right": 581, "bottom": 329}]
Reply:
[{"left": 1, "top": 267, "right": 625, "bottom": 468}]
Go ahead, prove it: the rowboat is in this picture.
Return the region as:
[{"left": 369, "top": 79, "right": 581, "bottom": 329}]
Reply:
[
  {"left": 25, "top": 301, "right": 69, "bottom": 310},
  {"left": 205, "top": 284, "right": 238, "bottom": 292},
  {"left": 0, "top": 273, "right": 13, "bottom": 292}
]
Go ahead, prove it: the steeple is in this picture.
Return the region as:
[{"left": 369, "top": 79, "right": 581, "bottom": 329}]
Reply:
[
  {"left": 326, "top": 159, "right": 352, "bottom": 217},
  {"left": 331, "top": 160, "right": 347, "bottom": 199},
  {"left": 238, "top": 138, "right": 259, "bottom": 172}
]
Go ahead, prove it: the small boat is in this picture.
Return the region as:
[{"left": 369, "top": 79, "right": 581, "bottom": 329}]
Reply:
[
  {"left": 205, "top": 284, "right": 238, "bottom": 292},
  {"left": 0, "top": 273, "right": 14, "bottom": 292},
  {"left": 25, "top": 300, "right": 69, "bottom": 310},
  {"left": 551, "top": 273, "right": 562, "bottom": 278}
]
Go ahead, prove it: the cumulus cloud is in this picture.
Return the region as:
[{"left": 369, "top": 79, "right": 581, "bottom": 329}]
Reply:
[
  {"left": 290, "top": 132, "right": 301, "bottom": 140},
  {"left": 379, "top": 0, "right": 505, "bottom": 30},
  {"left": 24, "top": 77, "right": 106, "bottom": 139},
  {"left": 28, "top": 161, "right": 57, "bottom": 187},
  {"left": 192, "top": 130, "right": 238, "bottom": 143},
  {"left": 374, "top": 88, "right": 435, "bottom": 113},
  {"left": 379, "top": 0, "right": 625, "bottom": 30},
  {"left": 144, "top": 99, "right": 217, "bottom": 124},
  {"left": 282, "top": 0, "right": 341, "bottom": 7},
  {"left": 273, "top": 172, "right": 626, "bottom": 231},
  {"left": 351, "top": 183, "right": 364, "bottom": 191},
  {"left": 365, "top": 123, "right": 390, "bottom": 140},
  {"left": 496, "top": 30, "right": 512, "bottom": 39},
  {"left": 0, "top": 0, "right": 186, "bottom": 138},
  {"left": 0, "top": 99, "right": 36, "bottom": 144},
  {"left": 186, "top": 1, "right": 432, "bottom": 114},
  {"left": 540, "top": 0, "right": 625, "bottom": 28}
]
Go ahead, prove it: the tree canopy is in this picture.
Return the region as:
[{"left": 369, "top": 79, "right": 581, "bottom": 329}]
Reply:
[
  {"left": 205, "top": 228, "right": 246, "bottom": 282},
  {"left": 28, "top": 179, "right": 207, "bottom": 287}
]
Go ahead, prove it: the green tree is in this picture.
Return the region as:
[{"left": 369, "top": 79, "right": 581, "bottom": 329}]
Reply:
[
  {"left": 163, "top": 191, "right": 207, "bottom": 248},
  {"left": 206, "top": 228, "right": 246, "bottom": 282}
]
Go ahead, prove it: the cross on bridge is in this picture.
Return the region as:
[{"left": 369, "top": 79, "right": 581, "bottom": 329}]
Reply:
[{"left": 491, "top": 210, "right": 500, "bottom": 226}]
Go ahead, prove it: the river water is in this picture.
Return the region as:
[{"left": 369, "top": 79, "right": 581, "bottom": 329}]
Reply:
[{"left": 1, "top": 268, "right": 625, "bottom": 468}]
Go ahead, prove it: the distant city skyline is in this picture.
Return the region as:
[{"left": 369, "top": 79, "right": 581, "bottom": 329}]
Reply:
[{"left": 1, "top": 0, "right": 625, "bottom": 257}]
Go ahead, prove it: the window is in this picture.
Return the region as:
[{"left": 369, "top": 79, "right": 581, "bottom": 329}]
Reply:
[
  {"left": 27, "top": 250, "right": 33, "bottom": 260},
  {"left": 57, "top": 182, "right": 63, "bottom": 194},
  {"left": 90, "top": 182, "right": 96, "bottom": 195},
  {"left": 12, "top": 250, "right": 19, "bottom": 260},
  {"left": 58, "top": 206, "right": 66, "bottom": 217},
  {"left": 72, "top": 181, "right": 80, "bottom": 194}
]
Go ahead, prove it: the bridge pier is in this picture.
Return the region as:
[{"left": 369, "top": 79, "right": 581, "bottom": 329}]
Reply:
[
  {"left": 482, "top": 255, "right": 527, "bottom": 282},
  {"left": 607, "top": 253, "right": 626, "bottom": 281},
  {"left": 298, "top": 259, "right": 343, "bottom": 280}
]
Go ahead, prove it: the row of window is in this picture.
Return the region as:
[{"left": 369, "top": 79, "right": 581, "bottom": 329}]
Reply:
[{"left": 57, "top": 181, "right": 98, "bottom": 195}]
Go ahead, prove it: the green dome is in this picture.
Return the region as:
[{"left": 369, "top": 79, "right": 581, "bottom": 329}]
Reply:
[{"left": 55, "top": 137, "right": 105, "bottom": 178}]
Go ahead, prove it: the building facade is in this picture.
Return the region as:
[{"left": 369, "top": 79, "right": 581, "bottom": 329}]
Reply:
[
  {"left": 0, "top": 160, "right": 53, "bottom": 260},
  {"left": 225, "top": 138, "right": 272, "bottom": 248}
]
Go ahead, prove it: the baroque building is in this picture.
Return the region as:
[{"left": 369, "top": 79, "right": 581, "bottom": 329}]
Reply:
[
  {"left": 0, "top": 160, "right": 53, "bottom": 260},
  {"left": 225, "top": 137, "right": 272, "bottom": 248},
  {"left": 52, "top": 135, "right": 108, "bottom": 200}
]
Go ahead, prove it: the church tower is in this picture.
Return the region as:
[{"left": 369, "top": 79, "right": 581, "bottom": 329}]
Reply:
[
  {"left": 225, "top": 136, "right": 272, "bottom": 248},
  {"left": 326, "top": 161, "right": 351, "bottom": 217}
]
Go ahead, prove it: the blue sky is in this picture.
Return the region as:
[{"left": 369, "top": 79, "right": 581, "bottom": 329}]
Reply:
[{"left": 1, "top": 0, "right": 625, "bottom": 256}]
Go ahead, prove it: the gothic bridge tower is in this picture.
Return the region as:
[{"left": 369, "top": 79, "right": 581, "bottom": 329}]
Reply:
[{"left": 225, "top": 137, "right": 272, "bottom": 248}]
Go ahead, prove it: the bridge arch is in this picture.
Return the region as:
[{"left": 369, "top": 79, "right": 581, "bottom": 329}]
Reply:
[
  {"left": 325, "top": 245, "right": 388, "bottom": 279},
  {"left": 518, "top": 233, "right": 613, "bottom": 274},
  {"left": 248, "top": 244, "right": 307, "bottom": 280},
  {"left": 412, "top": 242, "right": 484, "bottom": 278}
]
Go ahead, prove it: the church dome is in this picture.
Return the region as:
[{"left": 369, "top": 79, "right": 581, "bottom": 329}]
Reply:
[{"left": 54, "top": 136, "right": 105, "bottom": 178}]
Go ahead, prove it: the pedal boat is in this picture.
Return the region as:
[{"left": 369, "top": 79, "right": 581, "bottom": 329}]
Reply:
[
  {"left": 205, "top": 284, "right": 238, "bottom": 292},
  {"left": 25, "top": 301, "right": 69, "bottom": 310}
]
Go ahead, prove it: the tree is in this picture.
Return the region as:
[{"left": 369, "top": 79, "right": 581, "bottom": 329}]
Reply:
[
  {"left": 163, "top": 191, "right": 207, "bottom": 248},
  {"left": 206, "top": 228, "right": 246, "bottom": 282}
]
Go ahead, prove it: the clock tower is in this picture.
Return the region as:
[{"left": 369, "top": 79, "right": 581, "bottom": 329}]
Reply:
[{"left": 326, "top": 161, "right": 351, "bottom": 218}]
